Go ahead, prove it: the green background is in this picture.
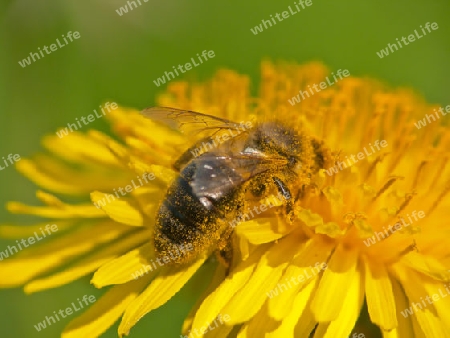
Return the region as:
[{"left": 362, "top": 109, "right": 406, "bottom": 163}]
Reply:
[{"left": 1, "top": 0, "right": 449, "bottom": 337}]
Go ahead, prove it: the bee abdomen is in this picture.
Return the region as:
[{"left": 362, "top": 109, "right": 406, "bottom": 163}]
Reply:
[{"left": 156, "top": 175, "right": 220, "bottom": 247}]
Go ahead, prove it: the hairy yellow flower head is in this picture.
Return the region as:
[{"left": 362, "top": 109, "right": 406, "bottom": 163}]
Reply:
[{"left": 1, "top": 61, "right": 449, "bottom": 337}]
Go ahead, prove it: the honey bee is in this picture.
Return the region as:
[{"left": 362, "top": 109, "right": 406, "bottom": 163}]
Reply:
[{"left": 141, "top": 107, "right": 330, "bottom": 266}]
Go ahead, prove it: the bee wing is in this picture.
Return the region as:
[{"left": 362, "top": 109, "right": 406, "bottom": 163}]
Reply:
[
  {"left": 189, "top": 153, "right": 287, "bottom": 203},
  {"left": 141, "top": 106, "right": 246, "bottom": 137}
]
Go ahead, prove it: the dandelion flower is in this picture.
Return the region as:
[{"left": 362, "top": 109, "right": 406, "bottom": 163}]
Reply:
[{"left": 1, "top": 61, "right": 450, "bottom": 338}]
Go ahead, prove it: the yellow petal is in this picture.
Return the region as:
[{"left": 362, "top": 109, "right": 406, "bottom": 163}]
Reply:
[
  {"left": 410, "top": 315, "right": 427, "bottom": 338},
  {"left": 317, "top": 265, "right": 364, "bottom": 338},
  {"left": 0, "top": 220, "right": 73, "bottom": 239},
  {"left": 421, "top": 281, "right": 450, "bottom": 332},
  {"left": 125, "top": 137, "right": 175, "bottom": 170},
  {"left": 146, "top": 164, "right": 177, "bottom": 186},
  {"left": 268, "top": 237, "right": 333, "bottom": 320},
  {"left": 132, "top": 186, "right": 166, "bottom": 219},
  {"left": 236, "top": 218, "right": 284, "bottom": 244},
  {"left": 191, "top": 245, "right": 270, "bottom": 332},
  {"left": 221, "top": 233, "right": 301, "bottom": 325},
  {"left": 182, "top": 264, "right": 227, "bottom": 336},
  {"left": 108, "top": 108, "right": 185, "bottom": 152},
  {"left": 0, "top": 222, "right": 128, "bottom": 287},
  {"left": 7, "top": 201, "right": 106, "bottom": 218},
  {"left": 237, "top": 302, "right": 279, "bottom": 337},
  {"left": 200, "top": 318, "right": 234, "bottom": 338},
  {"left": 312, "top": 323, "right": 329, "bottom": 337},
  {"left": 364, "top": 258, "right": 397, "bottom": 330},
  {"left": 237, "top": 235, "right": 251, "bottom": 261},
  {"left": 43, "top": 131, "right": 122, "bottom": 167},
  {"left": 88, "top": 129, "right": 129, "bottom": 157},
  {"left": 62, "top": 274, "right": 153, "bottom": 338},
  {"left": 118, "top": 255, "right": 207, "bottom": 336},
  {"left": 36, "top": 190, "right": 66, "bottom": 206},
  {"left": 293, "top": 289, "right": 319, "bottom": 337},
  {"left": 16, "top": 155, "right": 131, "bottom": 195},
  {"left": 382, "top": 277, "right": 415, "bottom": 338},
  {"left": 91, "top": 242, "right": 157, "bottom": 288},
  {"left": 401, "top": 251, "right": 449, "bottom": 282},
  {"left": 24, "top": 229, "right": 150, "bottom": 293},
  {"left": 394, "top": 266, "right": 448, "bottom": 337},
  {"left": 268, "top": 279, "right": 317, "bottom": 337},
  {"left": 310, "top": 244, "right": 358, "bottom": 321},
  {"left": 90, "top": 191, "right": 143, "bottom": 226}
]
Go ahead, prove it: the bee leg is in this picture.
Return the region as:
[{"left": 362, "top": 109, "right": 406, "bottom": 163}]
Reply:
[
  {"left": 248, "top": 179, "right": 267, "bottom": 197},
  {"left": 216, "top": 224, "right": 235, "bottom": 274},
  {"left": 273, "top": 177, "right": 294, "bottom": 222},
  {"left": 216, "top": 240, "right": 233, "bottom": 275}
]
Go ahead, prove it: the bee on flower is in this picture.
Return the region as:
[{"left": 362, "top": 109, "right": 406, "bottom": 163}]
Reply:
[{"left": 1, "top": 61, "right": 449, "bottom": 338}]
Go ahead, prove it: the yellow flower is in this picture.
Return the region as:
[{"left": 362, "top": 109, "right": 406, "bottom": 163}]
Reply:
[{"left": 1, "top": 61, "right": 450, "bottom": 338}]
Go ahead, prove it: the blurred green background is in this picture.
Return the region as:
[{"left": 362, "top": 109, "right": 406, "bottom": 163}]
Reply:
[{"left": 1, "top": 0, "right": 449, "bottom": 337}]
